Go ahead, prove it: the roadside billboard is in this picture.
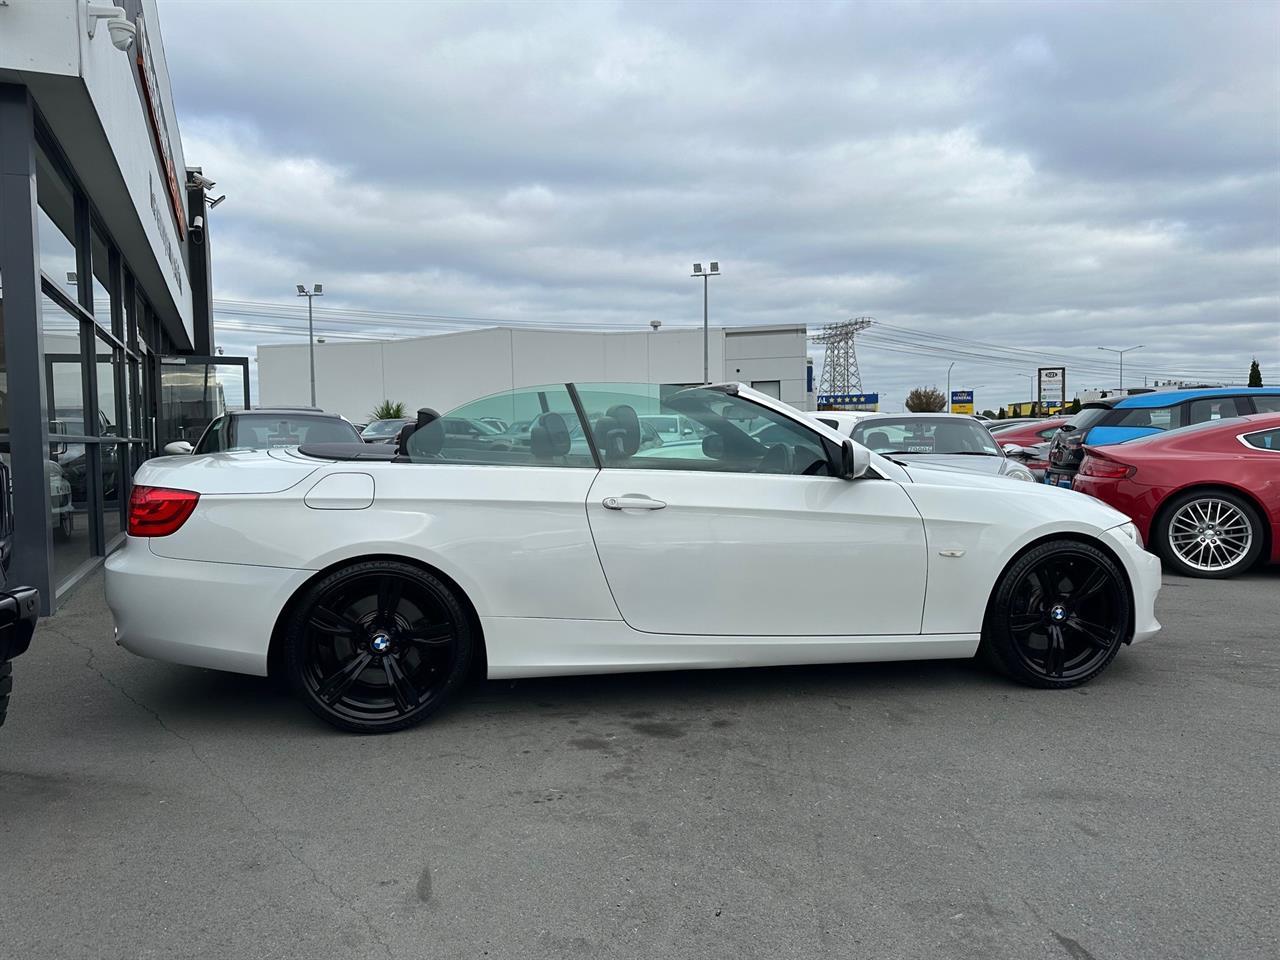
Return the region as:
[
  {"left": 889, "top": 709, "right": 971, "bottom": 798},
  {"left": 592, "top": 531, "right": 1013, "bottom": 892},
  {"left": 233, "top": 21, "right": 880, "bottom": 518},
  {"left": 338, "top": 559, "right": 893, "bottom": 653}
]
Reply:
[
  {"left": 817, "top": 392, "right": 879, "bottom": 411},
  {"left": 1038, "top": 367, "right": 1066, "bottom": 413},
  {"left": 950, "top": 390, "right": 974, "bottom": 415}
]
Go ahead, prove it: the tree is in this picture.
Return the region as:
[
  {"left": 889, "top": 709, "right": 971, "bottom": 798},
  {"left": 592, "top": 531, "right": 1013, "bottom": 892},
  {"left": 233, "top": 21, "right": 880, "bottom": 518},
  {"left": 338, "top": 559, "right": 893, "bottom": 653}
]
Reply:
[
  {"left": 1249, "top": 358, "right": 1263, "bottom": 387},
  {"left": 997, "top": 406, "right": 1008, "bottom": 420},
  {"left": 370, "top": 400, "right": 408, "bottom": 421},
  {"left": 1067, "top": 398, "right": 1081, "bottom": 415},
  {"left": 905, "top": 386, "right": 947, "bottom": 412},
  {"left": 981, "top": 409, "right": 996, "bottom": 419}
]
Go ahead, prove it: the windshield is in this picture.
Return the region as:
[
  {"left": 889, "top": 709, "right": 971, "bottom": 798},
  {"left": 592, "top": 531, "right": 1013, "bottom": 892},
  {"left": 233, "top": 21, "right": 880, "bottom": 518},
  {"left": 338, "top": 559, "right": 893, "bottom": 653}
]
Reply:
[
  {"left": 361, "top": 419, "right": 410, "bottom": 438},
  {"left": 850, "top": 417, "right": 1001, "bottom": 456},
  {"left": 199, "top": 414, "right": 361, "bottom": 452}
]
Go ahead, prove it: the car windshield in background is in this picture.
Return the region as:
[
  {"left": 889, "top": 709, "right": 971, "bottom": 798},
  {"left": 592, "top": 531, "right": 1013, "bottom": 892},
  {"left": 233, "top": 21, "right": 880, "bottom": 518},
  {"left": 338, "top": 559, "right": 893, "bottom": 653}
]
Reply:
[
  {"left": 362, "top": 419, "right": 410, "bottom": 438},
  {"left": 850, "top": 418, "right": 1001, "bottom": 456},
  {"left": 229, "top": 416, "right": 359, "bottom": 450},
  {"left": 1063, "top": 406, "right": 1111, "bottom": 432}
]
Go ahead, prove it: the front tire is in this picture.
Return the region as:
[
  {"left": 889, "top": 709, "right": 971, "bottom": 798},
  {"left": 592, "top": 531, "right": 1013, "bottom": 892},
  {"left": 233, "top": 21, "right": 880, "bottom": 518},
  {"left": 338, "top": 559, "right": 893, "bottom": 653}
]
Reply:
[
  {"left": 284, "top": 560, "right": 474, "bottom": 734},
  {"left": 1153, "top": 490, "right": 1263, "bottom": 579},
  {"left": 980, "top": 540, "right": 1131, "bottom": 688}
]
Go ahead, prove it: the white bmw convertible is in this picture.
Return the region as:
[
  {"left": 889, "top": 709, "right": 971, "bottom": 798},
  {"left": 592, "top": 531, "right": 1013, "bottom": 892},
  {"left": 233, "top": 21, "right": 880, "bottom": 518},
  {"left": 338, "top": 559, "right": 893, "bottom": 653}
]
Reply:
[{"left": 106, "top": 382, "right": 1161, "bottom": 734}]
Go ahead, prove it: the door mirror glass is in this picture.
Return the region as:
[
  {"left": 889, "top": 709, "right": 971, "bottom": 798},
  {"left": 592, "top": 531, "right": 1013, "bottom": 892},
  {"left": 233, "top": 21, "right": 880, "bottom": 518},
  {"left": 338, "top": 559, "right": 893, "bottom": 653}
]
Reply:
[
  {"left": 163, "top": 441, "right": 193, "bottom": 455},
  {"left": 840, "top": 438, "right": 870, "bottom": 479},
  {"left": 1001, "top": 442, "right": 1025, "bottom": 456}
]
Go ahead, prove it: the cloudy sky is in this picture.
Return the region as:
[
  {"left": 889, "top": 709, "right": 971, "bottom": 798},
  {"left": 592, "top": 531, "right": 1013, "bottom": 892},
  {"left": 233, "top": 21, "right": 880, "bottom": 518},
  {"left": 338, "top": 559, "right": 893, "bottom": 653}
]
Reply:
[{"left": 160, "top": 0, "right": 1278, "bottom": 412}]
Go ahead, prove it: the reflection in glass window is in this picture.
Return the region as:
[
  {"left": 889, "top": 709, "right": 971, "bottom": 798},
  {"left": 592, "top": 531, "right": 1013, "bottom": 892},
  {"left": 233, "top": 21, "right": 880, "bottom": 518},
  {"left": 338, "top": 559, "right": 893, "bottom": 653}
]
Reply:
[
  {"left": 91, "top": 225, "right": 113, "bottom": 329},
  {"left": 42, "top": 294, "right": 85, "bottom": 422},
  {"left": 35, "top": 145, "right": 78, "bottom": 301},
  {"left": 96, "top": 337, "right": 118, "bottom": 435},
  {"left": 1188, "top": 397, "right": 1245, "bottom": 423},
  {"left": 415, "top": 384, "right": 595, "bottom": 468},
  {"left": 1253, "top": 397, "right": 1280, "bottom": 414},
  {"left": 573, "top": 383, "right": 830, "bottom": 476}
]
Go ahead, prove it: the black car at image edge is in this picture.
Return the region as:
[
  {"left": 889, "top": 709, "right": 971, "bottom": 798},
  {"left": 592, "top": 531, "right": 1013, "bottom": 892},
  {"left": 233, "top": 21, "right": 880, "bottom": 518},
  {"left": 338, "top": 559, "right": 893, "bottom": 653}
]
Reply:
[{"left": 0, "top": 459, "right": 40, "bottom": 728}]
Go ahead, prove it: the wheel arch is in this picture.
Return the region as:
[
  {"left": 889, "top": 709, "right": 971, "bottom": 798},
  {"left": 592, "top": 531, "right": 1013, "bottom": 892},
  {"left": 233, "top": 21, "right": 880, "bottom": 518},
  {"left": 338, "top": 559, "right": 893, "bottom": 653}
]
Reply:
[
  {"left": 1149, "top": 483, "right": 1271, "bottom": 564},
  {"left": 983, "top": 531, "right": 1136, "bottom": 644},
  {"left": 266, "top": 553, "right": 488, "bottom": 681}
]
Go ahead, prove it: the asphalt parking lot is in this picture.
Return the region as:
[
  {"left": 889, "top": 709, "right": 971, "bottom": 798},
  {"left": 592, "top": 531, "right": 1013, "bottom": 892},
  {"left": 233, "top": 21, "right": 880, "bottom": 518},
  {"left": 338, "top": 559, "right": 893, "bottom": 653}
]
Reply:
[{"left": 1, "top": 567, "right": 1277, "bottom": 960}]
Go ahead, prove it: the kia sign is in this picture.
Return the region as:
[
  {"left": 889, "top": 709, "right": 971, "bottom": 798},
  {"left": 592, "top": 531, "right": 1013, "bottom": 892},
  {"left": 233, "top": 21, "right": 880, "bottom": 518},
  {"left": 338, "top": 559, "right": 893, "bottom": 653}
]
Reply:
[
  {"left": 950, "top": 390, "right": 974, "bottom": 415},
  {"left": 1038, "top": 367, "right": 1066, "bottom": 411}
]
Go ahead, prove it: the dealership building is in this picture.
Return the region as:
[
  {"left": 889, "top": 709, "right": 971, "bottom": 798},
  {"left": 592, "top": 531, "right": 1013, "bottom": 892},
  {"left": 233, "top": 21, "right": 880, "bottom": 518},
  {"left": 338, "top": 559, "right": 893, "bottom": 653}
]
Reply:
[
  {"left": 257, "top": 324, "right": 814, "bottom": 422},
  {"left": 1, "top": 0, "right": 238, "bottom": 610}
]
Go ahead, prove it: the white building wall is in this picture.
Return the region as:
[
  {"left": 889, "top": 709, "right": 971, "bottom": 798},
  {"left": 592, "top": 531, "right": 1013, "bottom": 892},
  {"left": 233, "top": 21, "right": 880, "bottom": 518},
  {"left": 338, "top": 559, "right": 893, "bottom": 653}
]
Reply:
[{"left": 257, "top": 326, "right": 805, "bottom": 422}]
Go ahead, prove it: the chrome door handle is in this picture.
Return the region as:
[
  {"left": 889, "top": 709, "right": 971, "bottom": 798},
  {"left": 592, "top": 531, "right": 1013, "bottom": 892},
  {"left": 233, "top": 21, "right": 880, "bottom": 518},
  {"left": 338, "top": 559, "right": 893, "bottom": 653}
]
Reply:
[{"left": 602, "top": 495, "right": 667, "bottom": 511}]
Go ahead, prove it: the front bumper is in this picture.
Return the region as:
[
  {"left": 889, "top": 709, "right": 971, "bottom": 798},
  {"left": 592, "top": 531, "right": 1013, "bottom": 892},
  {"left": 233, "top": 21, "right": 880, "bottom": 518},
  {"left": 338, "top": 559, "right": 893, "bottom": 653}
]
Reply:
[
  {"left": 0, "top": 586, "right": 39, "bottom": 662},
  {"left": 1100, "top": 524, "right": 1162, "bottom": 644},
  {"left": 105, "top": 537, "right": 312, "bottom": 676}
]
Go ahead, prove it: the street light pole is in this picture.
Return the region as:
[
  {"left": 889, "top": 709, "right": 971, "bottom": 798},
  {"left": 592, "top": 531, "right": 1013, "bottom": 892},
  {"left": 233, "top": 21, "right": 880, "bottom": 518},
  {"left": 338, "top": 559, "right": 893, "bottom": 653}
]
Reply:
[
  {"left": 297, "top": 283, "right": 324, "bottom": 407},
  {"left": 691, "top": 261, "right": 719, "bottom": 384},
  {"left": 1097, "top": 344, "right": 1144, "bottom": 392},
  {"left": 946, "top": 361, "right": 956, "bottom": 408}
]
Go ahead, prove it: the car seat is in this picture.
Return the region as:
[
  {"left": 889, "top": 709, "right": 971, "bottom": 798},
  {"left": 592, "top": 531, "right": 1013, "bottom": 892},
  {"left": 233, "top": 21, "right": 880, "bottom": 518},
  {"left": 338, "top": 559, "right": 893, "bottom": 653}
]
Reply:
[
  {"left": 863, "top": 430, "right": 891, "bottom": 451},
  {"left": 595, "top": 405, "right": 641, "bottom": 462},
  {"left": 758, "top": 443, "right": 794, "bottom": 474},
  {"left": 530, "top": 412, "right": 571, "bottom": 461}
]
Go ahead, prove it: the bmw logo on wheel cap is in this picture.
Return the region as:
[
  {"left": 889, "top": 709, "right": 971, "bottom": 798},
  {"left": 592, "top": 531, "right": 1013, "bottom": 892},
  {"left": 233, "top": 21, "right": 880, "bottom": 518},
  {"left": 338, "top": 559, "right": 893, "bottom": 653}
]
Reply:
[
  {"left": 371, "top": 633, "right": 391, "bottom": 653},
  {"left": 1049, "top": 604, "right": 1068, "bottom": 622}
]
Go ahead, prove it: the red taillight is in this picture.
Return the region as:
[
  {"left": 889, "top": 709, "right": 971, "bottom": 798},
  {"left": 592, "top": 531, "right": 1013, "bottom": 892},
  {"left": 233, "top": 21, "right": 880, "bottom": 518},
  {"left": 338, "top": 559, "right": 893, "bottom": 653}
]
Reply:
[
  {"left": 128, "top": 485, "right": 200, "bottom": 537},
  {"left": 1079, "top": 454, "right": 1134, "bottom": 480}
]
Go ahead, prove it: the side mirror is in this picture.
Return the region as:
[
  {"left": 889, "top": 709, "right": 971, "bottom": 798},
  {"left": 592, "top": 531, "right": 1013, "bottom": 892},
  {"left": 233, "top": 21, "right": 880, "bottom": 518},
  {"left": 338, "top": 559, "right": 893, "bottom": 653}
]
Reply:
[
  {"left": 1001, "top": 442, "right": 1026, "bottom": 456},
  {"left": 163, "top": 441, "right": 193, "bottom": 456},
  {"left": 839, "top": 438, "right": 871, "bottom": 479}
]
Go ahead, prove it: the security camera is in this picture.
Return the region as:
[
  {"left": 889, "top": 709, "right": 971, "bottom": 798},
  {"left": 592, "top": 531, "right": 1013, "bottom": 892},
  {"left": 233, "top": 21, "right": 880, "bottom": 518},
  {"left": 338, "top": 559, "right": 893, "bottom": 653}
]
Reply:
[
  {"left": 107, "top": 17, "right": 135, "bottom": 50},
  {"left": 190, "top": 215, "right": 205, "bottom": 245},
  {"left": 186, "top": 170, "right": 217, "bottom": 191}
]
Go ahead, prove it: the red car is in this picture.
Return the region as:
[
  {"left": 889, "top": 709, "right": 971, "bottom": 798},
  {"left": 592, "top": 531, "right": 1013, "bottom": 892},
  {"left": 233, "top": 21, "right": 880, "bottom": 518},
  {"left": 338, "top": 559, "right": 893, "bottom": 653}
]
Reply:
[
  {"left": 990, "top": 417, "right": 1070, "bottom": 449},
  {"left": 1073, "top": 413, "right": 1280, "bottom": 579}
]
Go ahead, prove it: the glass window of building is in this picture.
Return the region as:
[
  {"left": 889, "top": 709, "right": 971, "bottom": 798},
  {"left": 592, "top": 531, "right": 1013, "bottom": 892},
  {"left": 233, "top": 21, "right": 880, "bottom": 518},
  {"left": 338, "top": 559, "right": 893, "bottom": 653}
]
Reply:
[
  {"left": 90, "top": 224, "right": 113, "bottom": 329},
  {"left": 35, "top": 145, "right": 78, "bottom": 300},
  {"left": 42, "top": 294, "right": 85, "bottom": 423}
]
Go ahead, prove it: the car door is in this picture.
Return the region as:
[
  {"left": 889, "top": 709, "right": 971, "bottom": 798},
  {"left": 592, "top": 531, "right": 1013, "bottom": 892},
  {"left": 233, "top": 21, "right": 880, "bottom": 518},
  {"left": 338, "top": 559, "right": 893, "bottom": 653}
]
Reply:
[{"left": 576, "top": 384, "right": 928, "bottom": 637}]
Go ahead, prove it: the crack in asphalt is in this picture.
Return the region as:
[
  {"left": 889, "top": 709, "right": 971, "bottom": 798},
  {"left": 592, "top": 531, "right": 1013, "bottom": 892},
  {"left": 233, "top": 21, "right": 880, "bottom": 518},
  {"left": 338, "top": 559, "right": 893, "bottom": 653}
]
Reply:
[{"left": 50, "top": 623, "right": 396, "bottom": 960}]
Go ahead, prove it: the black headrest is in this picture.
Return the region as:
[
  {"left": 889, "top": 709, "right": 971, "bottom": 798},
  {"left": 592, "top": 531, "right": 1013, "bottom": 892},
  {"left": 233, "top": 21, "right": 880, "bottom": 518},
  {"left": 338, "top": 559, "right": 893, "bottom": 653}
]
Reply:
[
  {"left": 396, "top": 408, "right": 443, "bottom": 458},
  {"left": 605, "top": 405, "right": 641, "bottom": 457},
  {"left": 864, "top": 430, "right": 890, "bottom": 449},
  {"left": 530, "top": 412, "right": 570, "bottom": 459}
]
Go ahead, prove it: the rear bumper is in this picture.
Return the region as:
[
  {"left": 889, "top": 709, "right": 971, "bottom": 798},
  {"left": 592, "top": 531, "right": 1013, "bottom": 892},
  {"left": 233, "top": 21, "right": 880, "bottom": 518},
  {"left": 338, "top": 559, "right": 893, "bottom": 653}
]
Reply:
[{"left": 105, "top": 538, "right": 311, "bottom": 676}]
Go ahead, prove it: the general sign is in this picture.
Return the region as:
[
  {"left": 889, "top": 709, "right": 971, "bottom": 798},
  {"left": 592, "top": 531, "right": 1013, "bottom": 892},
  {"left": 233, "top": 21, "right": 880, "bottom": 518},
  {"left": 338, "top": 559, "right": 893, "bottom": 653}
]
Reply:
[{"left": 950, "top": 390, "right": 974, "bottom": 415}]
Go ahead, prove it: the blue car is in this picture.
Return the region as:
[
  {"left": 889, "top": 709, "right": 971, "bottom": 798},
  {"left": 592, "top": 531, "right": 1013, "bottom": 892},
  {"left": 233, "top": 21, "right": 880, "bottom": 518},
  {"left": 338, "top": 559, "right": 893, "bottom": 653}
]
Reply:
[{"left": 1043, "top": 387, "right": 1280, "bottom": 487}]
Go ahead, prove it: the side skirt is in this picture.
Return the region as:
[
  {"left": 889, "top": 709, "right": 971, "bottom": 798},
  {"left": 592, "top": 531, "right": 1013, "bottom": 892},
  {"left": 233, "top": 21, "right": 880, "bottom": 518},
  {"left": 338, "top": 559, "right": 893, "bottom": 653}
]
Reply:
[{"left": 481, "top": 616, "right": 981, "bottom": 680}]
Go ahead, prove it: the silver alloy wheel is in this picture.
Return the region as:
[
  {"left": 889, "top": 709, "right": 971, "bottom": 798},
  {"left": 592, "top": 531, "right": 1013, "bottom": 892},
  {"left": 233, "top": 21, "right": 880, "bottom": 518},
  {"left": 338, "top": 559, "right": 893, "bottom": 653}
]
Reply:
[{"left": 1167, "top": 498, "right": 1254, "bottom": 572}]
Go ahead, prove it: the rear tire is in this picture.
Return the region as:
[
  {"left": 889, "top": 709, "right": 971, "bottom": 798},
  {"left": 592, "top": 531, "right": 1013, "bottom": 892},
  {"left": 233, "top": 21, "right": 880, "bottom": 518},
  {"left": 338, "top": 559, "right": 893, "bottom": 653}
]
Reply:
[
  {"left": 1153, "top": 490, "right": 1263, "bottom": 579},
  {"left": 284, "top": 560, "right": 474, "bottom": 734},
  {"left": 979, "top": 540, "right": 1130, "bottom": 689}
]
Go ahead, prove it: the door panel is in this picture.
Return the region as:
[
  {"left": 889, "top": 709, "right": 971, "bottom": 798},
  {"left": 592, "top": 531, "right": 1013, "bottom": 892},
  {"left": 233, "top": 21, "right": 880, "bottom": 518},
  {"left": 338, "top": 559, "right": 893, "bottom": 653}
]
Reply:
[{"left": 586, "top": 471, "right": 927, "bottom": 636}]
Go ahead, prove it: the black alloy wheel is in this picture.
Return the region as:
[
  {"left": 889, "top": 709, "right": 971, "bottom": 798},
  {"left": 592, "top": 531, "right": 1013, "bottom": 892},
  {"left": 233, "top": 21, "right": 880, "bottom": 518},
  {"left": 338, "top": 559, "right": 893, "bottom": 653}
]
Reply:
[
  {"left": 284, "top": 560, "right": 473, "bottom": 733},
  {"left": 981, "top": 540, "right": 1131, "bottom": 688}
]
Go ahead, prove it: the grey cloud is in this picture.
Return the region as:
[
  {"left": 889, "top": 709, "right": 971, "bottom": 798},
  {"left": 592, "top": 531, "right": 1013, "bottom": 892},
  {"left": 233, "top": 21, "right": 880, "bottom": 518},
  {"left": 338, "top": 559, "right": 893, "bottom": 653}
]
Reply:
[{"left": 160, "top": 0, "right": 1278, "bottom": 411}]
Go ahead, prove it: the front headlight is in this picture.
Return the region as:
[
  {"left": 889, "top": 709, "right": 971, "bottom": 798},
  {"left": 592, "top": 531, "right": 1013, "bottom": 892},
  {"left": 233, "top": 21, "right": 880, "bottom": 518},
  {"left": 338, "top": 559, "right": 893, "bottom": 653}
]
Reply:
[
  {"left": 1113, "top": 521, "right": 1143, "bottom": 548},
  {"left": 1010, "top": 466, "right": 1036, "bottom": 482}
]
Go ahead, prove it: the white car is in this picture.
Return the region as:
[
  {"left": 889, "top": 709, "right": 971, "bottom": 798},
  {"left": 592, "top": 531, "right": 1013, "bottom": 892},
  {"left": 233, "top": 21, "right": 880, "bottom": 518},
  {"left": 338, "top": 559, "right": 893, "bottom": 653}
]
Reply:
[
  {"left": 805, "top": 410, "right": 877, "bottom": 436},
  {"left": 106, "top": 382, "right": 1161, "bottom": 734}
]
